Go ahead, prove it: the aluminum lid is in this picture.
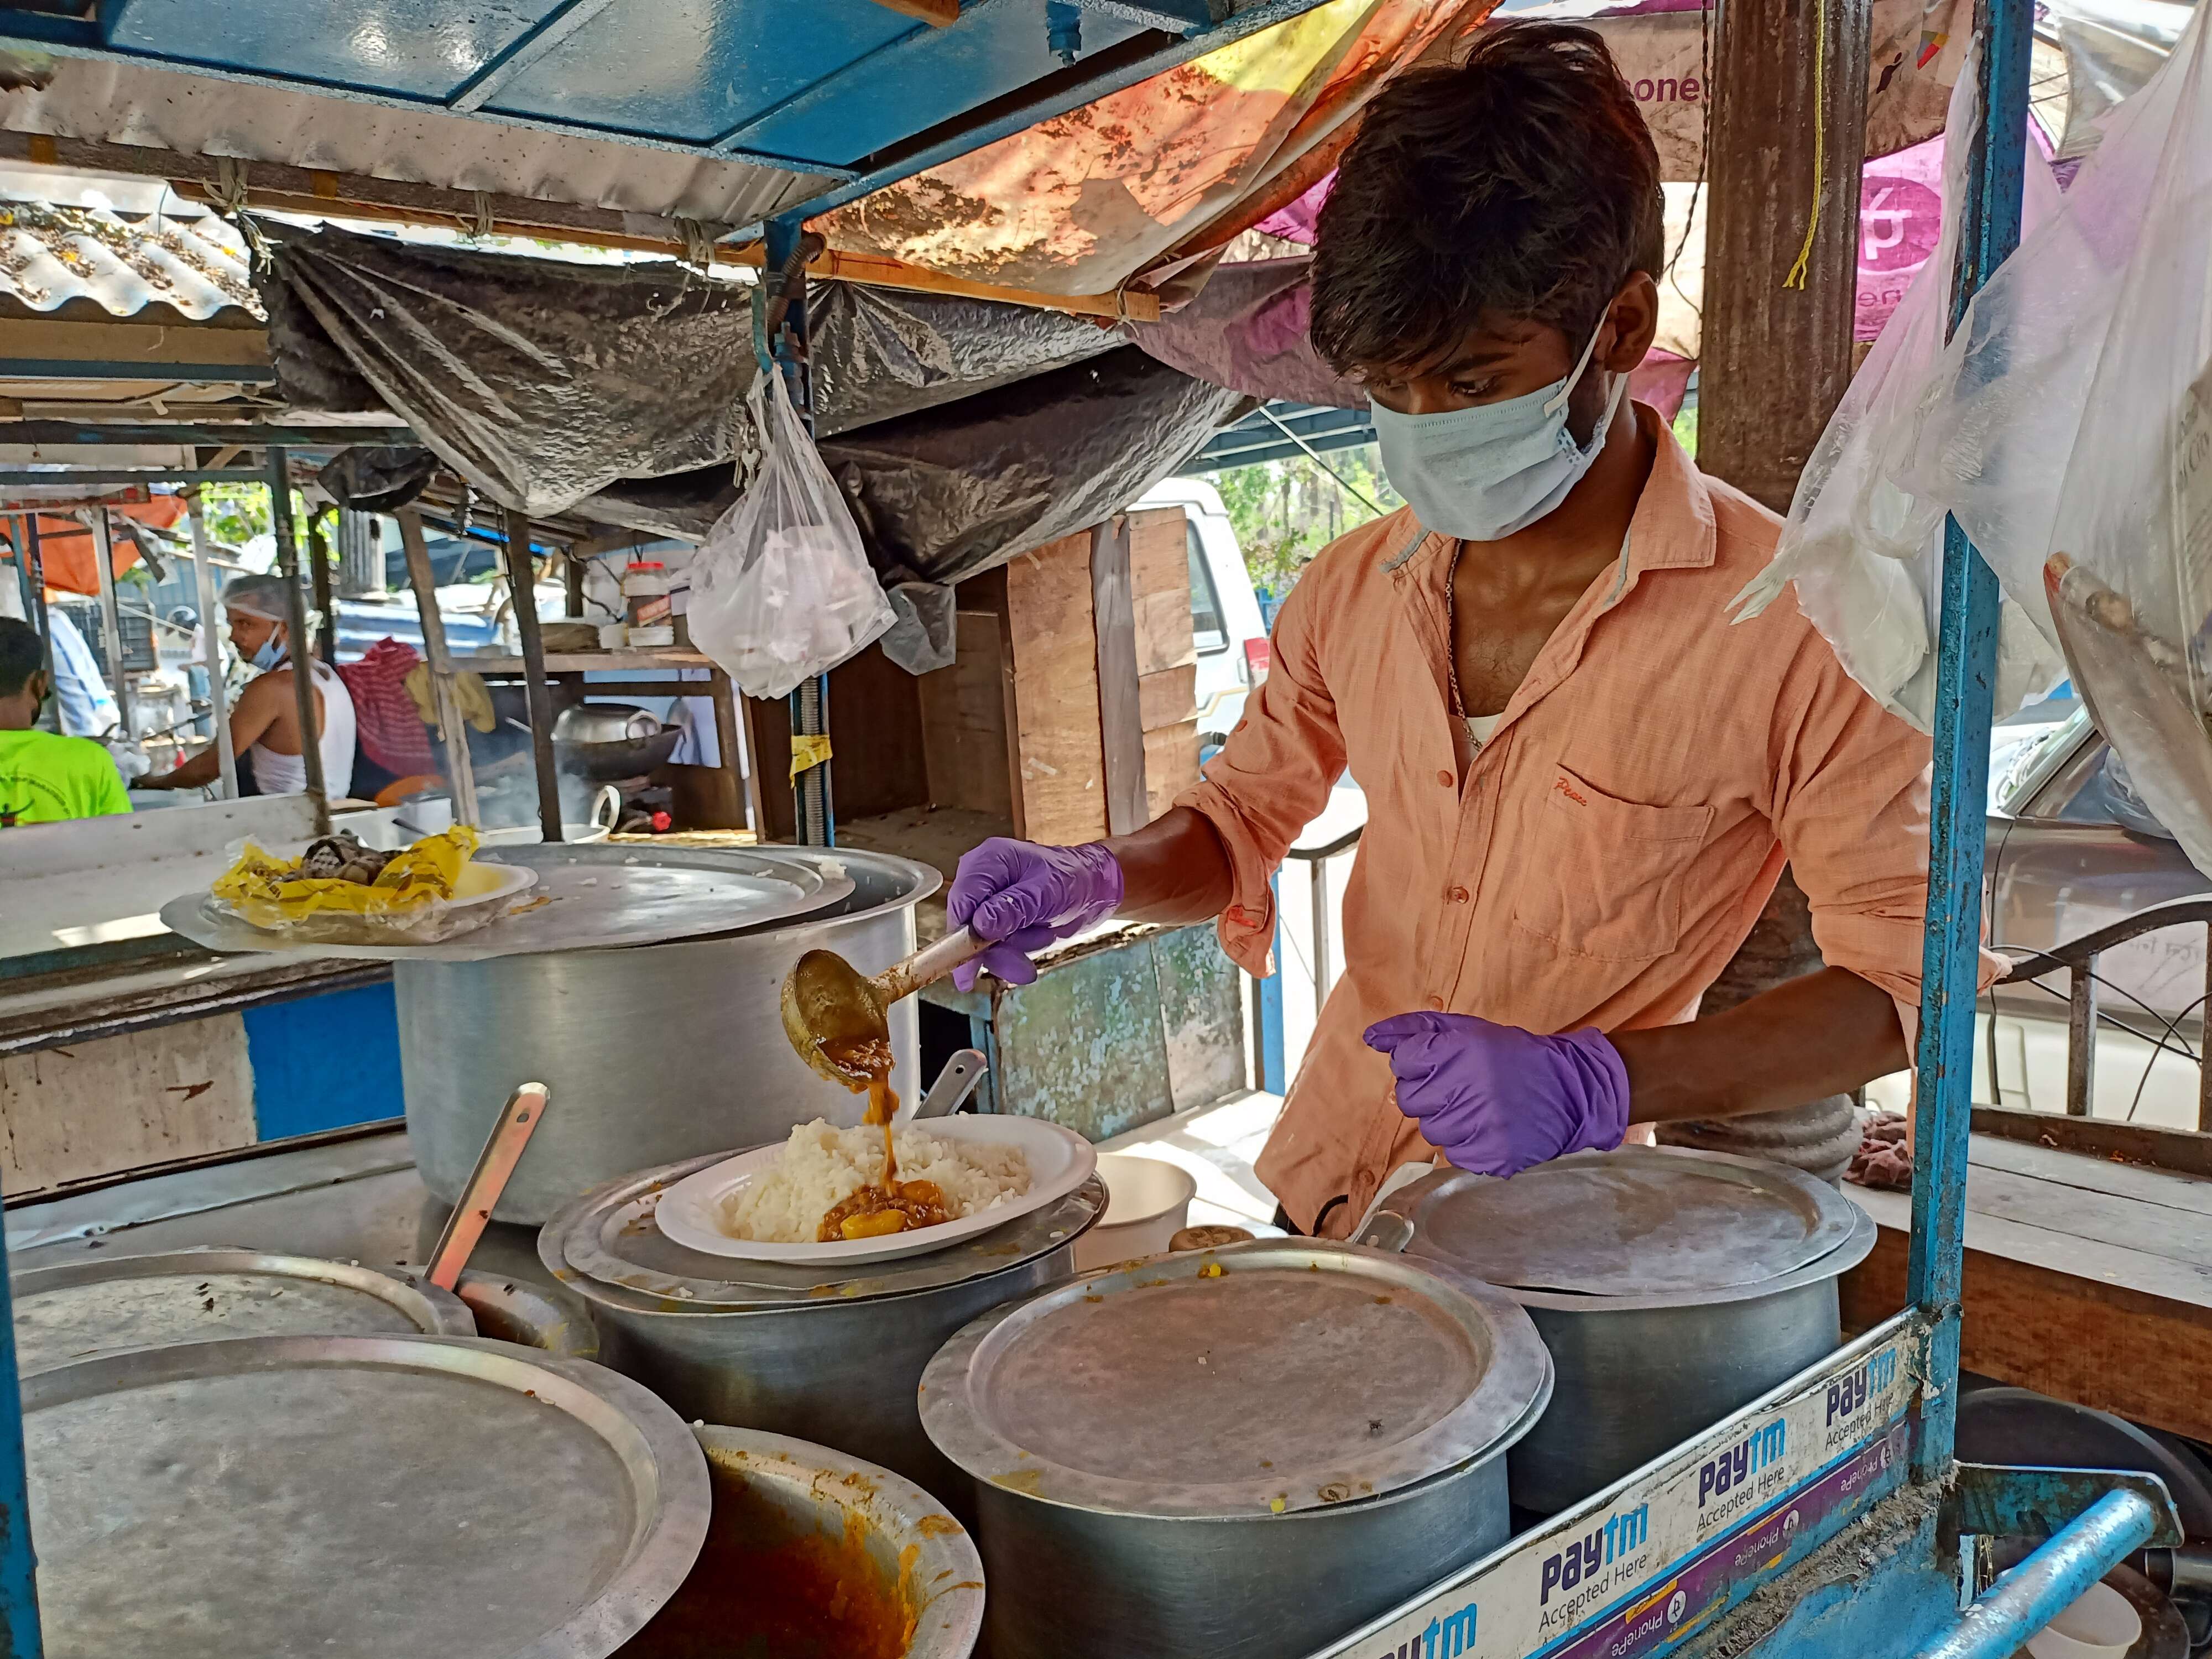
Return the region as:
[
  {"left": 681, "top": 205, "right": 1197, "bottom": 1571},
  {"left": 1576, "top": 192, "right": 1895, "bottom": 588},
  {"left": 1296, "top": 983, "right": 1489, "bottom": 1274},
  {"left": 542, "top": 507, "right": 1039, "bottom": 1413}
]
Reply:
[
  {"left": 1386, "top": 1146, "right": 1863, "bottom": 1298},
  {"left": 11, "top": 1248, "right": 476, "bottom": 1374},
  {"left": 541, "top": 1150, "right": 1107, "bottom": 1311},
  {"left": 23, "top": 1333, "right": 710, "bottom": 1659},
  {"left": 920, "top": 1238, "right": 1552, "bottom": 1520}
]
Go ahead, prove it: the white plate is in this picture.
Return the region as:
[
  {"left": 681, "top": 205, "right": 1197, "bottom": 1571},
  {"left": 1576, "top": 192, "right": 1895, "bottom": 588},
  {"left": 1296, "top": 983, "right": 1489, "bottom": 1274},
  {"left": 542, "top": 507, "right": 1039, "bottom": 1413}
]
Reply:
[{"left": 655, "top": 1117, "right": 1099, "bottom": 1266}]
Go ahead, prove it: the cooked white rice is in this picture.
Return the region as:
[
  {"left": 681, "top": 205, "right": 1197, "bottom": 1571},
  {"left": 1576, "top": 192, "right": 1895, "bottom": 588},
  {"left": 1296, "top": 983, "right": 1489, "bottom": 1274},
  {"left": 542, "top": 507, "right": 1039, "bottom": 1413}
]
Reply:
[{"left": 718, "top": 1119, "right": 1031, "bottom": 1244}]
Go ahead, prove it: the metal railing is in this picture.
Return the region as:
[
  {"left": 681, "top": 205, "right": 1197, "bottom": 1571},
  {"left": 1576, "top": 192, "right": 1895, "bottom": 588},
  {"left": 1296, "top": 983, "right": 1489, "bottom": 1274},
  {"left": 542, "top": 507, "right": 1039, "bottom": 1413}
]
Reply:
[{"left": 1996, "top": 895, "right": 2212, "bottom": 1130}]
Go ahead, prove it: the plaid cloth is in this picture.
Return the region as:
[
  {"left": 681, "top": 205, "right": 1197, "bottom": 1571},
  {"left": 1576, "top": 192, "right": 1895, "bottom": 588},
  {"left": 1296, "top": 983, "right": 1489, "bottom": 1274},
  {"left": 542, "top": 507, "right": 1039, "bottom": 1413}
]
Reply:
[{"left": 337, "top": 637, "right": 436, "bottom": 778}]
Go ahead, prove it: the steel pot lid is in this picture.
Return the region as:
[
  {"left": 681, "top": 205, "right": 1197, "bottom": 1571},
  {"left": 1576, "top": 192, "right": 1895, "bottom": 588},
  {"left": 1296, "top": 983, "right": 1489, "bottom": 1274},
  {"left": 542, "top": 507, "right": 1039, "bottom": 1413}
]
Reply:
[
  {"left": 1387, "top": 1146, "right": 1861, "bottom": 1298},
  {"left": 541, "top": 1150, "right": 1107, "bottom": 1311},
  {"left": 23, "top": 1333, "right": 711, "bottom": 1659},
  {"left": 920, "top": 1238, "right": 1552, "bottom": 1520},
  {"left": 11, "top": 1248, "right": 476, "bottom": 1374},
  {"left": 159, "top": 844, "right": 867, "bottom": 962}
]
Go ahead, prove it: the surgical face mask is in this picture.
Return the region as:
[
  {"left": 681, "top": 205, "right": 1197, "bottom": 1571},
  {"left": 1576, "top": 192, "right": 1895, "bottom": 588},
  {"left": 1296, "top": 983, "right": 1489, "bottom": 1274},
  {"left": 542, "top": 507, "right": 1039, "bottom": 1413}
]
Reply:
[
  {"left": 1369, "top": 322, "right": 1629, "bottom": 542},
  {"left": 250, "top": 631, "right": 284, "bottom": 672}
]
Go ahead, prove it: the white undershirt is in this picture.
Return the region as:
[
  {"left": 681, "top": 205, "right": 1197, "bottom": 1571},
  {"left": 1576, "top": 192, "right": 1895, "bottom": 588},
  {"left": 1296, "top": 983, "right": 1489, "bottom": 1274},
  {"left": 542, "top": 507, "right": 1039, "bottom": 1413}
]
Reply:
[{"left": 1464, "top": 711, "right": 1504, "bottom": 750}]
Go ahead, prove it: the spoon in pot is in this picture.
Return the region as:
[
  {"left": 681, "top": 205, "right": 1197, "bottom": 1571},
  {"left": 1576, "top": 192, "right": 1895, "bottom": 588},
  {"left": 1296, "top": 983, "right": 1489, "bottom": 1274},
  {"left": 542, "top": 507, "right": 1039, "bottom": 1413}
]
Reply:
[{"left": 781, "top": 927, "right": 988, "bottom": 1084}]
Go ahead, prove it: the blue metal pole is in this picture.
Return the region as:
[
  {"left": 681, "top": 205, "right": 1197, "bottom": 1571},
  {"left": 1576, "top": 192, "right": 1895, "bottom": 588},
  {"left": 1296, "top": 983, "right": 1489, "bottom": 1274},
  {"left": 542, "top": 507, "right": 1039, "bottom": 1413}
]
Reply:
[
  {"left": 765, "top": 212, "right": 836, "bottom": 849},
  {"left": 1917, "top": 1490, "right": 2159, "bottom": 1659},
  {"left": 1904, "top": 0, "right": 2036, "bottom": 1484},
  {"left": 0, "top": 1214, "right": 45, "bottom": 1656}
]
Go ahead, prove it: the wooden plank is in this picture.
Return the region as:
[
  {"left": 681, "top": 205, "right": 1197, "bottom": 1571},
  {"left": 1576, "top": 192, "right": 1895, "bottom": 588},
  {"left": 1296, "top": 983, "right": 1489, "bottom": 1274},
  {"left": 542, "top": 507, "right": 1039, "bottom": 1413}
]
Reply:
[
  {"left": 0, "top": 1016, "right": 256, "bottom": 1194},
  {"left": 1139, "top": 664, "right": 1197, "bottom": 731},
  {"left": 1699, "top": 0, "right": 1871, "bottom": 512},
  {"left": 1091, "top": 517, "right": 1148, "bottom": 837},
  {"left": 819, "top": 643, "right": 930, "bottom": 821},
  {"left": 1959, "top": 1164, "right": 2212, "bottom": 1271},
  {"left": 1969, "top": 1134, "right": 2212, "bottom": 1220},
  {"left": 1841, "top": 1214, "right": 2212, "bottom": 1444},
  {"left": 861, "top": 0, "right": 961, "bottom": 25},
  {"left": 1142, "top": 722, "right": 1199, "bottom": 823},
  {"left": 1128, "top": 507, "right": 1197, "bottom": 677},
  {"left": 918, "top": 612, "right": 1016, "bottom": 823},
  {"left": 1003, "top": 532, "right": 1107, "bottom": 845},
  {"left": 1973, "top": 1104, "right": 2212, "bottom": 1180}
]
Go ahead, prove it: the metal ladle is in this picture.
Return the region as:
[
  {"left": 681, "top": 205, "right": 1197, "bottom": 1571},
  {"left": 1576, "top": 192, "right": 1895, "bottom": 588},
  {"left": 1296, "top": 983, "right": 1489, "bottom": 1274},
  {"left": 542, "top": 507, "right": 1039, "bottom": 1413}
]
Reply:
[{"left": 781, "top": 926, "right": 988, "bottom": 1084}]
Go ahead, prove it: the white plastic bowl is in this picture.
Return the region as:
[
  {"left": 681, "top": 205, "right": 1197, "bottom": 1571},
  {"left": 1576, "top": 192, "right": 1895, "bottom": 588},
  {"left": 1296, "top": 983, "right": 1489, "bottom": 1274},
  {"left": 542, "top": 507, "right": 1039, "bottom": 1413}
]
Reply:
[
  {"left": 2025, "top": 1581, "right": 2142, "bottom": 1659},
  {"left": 1072, "top": 1154, "right": 1200, "bottom": 1271}
]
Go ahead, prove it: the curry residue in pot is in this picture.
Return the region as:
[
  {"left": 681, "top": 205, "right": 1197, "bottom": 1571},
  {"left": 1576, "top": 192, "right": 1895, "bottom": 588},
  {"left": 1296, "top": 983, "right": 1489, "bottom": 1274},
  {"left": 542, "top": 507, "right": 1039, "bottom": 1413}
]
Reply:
[
  {"left": 817, "top": 1037, "right": 950, "bottom": 1242},
  {"left": 623, "top": 1470, "right": 916, "bottom": 1659}
]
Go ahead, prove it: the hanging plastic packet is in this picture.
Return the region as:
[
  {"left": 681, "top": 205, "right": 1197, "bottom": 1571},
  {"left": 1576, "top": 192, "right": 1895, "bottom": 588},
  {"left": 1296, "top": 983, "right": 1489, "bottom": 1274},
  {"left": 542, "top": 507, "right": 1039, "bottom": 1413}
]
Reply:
[
  {"left": 688, "top": 370, "right": 895, "bottom": 700},
  {"left": 1730, "top": 44, "right": 2065, "bottom": 731}
]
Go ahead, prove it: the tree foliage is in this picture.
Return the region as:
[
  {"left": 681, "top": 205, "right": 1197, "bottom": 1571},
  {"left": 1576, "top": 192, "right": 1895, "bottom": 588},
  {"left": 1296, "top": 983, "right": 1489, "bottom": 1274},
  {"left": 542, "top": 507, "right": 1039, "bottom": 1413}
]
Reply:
[{"left": 1213, "top": 442, "right": 1402, "bottom": 595}]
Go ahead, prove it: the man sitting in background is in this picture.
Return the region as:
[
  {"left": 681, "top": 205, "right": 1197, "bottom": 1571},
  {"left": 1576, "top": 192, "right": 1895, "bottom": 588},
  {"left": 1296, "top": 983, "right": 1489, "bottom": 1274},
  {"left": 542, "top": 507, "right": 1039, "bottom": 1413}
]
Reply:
[{"left": 0, "top": 617, "right": 129, "bottom": 826}]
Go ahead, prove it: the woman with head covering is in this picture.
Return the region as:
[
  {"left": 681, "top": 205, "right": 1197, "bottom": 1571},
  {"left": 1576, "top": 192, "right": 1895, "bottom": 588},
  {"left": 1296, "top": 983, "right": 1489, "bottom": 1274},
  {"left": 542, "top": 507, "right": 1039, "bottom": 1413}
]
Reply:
[{"left": 141, "top": 572, "right": 355, "bottom": 798}]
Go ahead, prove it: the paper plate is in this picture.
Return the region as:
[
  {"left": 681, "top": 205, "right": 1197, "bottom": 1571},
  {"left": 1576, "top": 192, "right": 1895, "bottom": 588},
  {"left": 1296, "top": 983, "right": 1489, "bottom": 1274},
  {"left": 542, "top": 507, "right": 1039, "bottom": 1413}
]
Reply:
[{"left": 655, "top": 1116, "right": 1099, "bottom": 1266}]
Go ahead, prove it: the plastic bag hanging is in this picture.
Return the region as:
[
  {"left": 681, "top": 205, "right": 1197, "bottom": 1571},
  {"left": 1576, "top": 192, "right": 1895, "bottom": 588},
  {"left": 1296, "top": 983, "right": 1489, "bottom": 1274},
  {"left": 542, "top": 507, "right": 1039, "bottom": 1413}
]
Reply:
[
  {"left": 1730, "top": 45, "right": 2066, "bottom": 733},
  {"left": 688, "top": 369, "right": 896, "bottom": 701}
]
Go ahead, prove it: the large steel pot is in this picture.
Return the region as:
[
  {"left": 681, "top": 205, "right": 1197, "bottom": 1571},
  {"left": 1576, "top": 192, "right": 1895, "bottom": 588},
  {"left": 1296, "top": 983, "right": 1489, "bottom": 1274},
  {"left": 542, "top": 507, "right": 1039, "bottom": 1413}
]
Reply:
[
  {"left": 541, "top": 1151, "right": 1105, "bottom": 1505},
  {"left": 400, "top": 848, "right": 937, "bottom": 1223},
  {"left": 624, "top": 1426, "right": 984, "bottom": 1658},
  {"left": 921, "top": 1238, "right": 1552, "bottom": 1659},
  {"left": 1360, "top": 1146, "right": 1877, "bottom": 1514}
]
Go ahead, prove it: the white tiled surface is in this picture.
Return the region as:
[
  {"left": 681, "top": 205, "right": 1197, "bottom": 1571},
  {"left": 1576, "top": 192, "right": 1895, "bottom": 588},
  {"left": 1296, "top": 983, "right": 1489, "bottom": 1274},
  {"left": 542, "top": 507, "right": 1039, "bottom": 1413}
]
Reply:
[{"left": 1093, "top": 1090, "right": 1285, "bottom": 1229}]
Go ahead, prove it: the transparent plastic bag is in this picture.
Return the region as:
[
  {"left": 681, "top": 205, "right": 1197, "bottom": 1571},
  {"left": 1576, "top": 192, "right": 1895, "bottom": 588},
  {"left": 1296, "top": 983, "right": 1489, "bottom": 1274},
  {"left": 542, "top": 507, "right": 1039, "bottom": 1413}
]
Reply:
[
  {"left": 1731, "top": 47, "right": 2065, "bottom": 732},
  {"left": 688, "top": 372, "right": 895, "bottom": 700},
  {"left": 1886, "top": 4, "right": 2212, "bottom": 871}
]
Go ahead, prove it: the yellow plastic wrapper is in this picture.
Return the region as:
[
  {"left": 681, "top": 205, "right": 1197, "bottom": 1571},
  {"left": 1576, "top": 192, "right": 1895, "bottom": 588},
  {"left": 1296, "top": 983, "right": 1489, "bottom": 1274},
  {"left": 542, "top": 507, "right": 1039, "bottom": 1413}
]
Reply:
[{"left": 214, "top": 826, "right": 479, "bottom": 919}]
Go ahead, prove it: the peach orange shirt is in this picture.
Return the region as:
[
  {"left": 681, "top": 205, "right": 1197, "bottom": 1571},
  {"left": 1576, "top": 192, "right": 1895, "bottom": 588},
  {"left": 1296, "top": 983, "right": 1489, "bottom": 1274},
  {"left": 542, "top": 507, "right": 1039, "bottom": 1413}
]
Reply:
[{"left": 1177, "top": 408, "right": 1949, "bottom": 1237}]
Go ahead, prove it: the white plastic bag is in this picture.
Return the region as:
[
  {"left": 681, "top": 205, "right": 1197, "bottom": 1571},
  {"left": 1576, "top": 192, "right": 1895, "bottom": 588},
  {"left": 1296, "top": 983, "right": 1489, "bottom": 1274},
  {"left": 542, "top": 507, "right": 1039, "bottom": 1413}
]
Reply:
[
  {"left": 688, "top": 371, "right": 894, "bottom": 700},
  {"left": 1731, "top": 46, "right": 2065, "bottom": 732},
  {"left": 1894, "top": 4, "right": 2212, "bottom": 870}
]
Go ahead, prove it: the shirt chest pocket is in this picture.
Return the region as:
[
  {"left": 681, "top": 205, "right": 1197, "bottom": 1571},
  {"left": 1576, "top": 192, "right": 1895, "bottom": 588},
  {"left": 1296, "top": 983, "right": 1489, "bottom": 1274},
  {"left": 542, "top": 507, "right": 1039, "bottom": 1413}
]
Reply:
[{"left": 1511, "top": 764, "right": 1717, "bottom": 963}]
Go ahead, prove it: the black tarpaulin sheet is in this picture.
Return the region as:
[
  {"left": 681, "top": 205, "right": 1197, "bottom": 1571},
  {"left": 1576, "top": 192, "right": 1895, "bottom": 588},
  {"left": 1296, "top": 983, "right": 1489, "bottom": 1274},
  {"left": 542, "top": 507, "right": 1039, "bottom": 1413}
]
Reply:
[
  {"left": 577, "top": 346, "right": 1248, "bottom": 585},
  {"left": 257, "top": 222, "right": 1120, "bottom": 518}
]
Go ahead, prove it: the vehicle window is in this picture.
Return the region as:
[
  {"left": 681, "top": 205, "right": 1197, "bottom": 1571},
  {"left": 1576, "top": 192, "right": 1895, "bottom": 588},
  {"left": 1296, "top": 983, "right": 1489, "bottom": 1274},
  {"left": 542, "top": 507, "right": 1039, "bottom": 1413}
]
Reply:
[{"left": 1187, "top": 520, "right": 1229, "bottom": 654}]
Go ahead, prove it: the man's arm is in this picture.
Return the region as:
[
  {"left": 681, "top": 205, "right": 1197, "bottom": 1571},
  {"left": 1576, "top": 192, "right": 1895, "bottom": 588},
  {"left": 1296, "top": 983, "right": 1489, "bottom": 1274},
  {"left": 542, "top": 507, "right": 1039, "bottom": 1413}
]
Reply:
[
  {"left": 1613, "top": 966, "right": 1907, "bottom": 1124},
  {"left": 142, "top": 674, "right": 281, "bottom": 790},
  {"left": 1100, "top": 806, "right": 1234, "bottom": 925}
]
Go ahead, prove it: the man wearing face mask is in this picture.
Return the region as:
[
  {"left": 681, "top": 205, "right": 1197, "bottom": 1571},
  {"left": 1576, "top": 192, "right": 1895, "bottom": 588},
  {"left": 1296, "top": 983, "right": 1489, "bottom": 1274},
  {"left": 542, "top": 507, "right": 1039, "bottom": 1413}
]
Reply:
[
  {"left": 140, "top": 573, "right": 355, "bottom": 799},
  {"left": 946, "top": 22, "right": 1975, "bottom": 1238}
]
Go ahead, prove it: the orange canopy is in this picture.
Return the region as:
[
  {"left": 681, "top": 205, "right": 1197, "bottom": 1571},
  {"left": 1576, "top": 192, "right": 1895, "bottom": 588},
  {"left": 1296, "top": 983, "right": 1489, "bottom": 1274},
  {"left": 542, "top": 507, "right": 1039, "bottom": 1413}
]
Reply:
[{"left": 0, "top": 499, "right": 187, "bottom": 596}]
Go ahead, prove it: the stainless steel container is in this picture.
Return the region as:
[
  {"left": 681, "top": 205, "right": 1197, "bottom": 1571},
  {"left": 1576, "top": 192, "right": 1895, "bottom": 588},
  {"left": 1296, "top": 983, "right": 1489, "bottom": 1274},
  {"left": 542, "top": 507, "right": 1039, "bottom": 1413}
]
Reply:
[
  {"left": 624, "top": 1425, "right": 984, "bottom": 1658},
  {"left": 22, "top": 1333, "right": 709, "bottom": 1659},
  {"left": 921, "top": 1238, "right": 1553, "bottom": 1659},
  {"left": 541, "top": 1151, "right": 1105, "bottom": 1504},
  {"left": 400, "top": 848, "right": 938, "bottom": 1223},
  {"left": 453, "top": 1267, "right": 601, "bottom": 1360},
  {"left": 1361, "top": 1146, "right": 1877, "bottom": 1514},
  {"left": 11, "top": 1246, "right": 476, "bottom": 1373}
]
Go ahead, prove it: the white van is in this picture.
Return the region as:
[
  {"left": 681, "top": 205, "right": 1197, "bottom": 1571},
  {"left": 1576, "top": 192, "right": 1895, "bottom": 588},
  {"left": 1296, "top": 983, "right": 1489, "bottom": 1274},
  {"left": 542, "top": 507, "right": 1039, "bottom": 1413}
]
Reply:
[{"left": 1130, "top": 478, "right": 1270, "bottom": 752}]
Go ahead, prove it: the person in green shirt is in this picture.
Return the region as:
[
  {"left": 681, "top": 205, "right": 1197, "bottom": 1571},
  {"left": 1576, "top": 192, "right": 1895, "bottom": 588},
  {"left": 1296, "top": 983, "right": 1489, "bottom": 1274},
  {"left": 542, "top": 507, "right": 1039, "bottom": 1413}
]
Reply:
[{"left": 0, "top": 617, "right": 131, "bottom": 827}]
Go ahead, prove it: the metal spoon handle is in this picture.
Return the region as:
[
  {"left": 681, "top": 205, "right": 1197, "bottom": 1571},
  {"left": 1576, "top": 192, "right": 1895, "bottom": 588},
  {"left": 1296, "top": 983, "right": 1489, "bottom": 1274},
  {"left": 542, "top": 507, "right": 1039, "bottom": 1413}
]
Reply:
[
  {"left": 909, "top": 1049, "right": 988, "bottom": 1121},
  {"left": 874, "top": 926, "right": 984, "bottom": 1003},
  {"left": 429, "top": 1083, "right": 549, "bottom": 1290}
]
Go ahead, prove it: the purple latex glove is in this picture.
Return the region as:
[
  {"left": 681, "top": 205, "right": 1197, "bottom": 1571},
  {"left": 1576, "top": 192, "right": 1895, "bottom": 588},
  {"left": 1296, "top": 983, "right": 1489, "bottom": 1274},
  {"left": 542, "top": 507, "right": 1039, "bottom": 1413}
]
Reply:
[
  {"left": 1363, "top": 1012, "right": 1630, "bottom": 1178},
  {"left": 947, "top": 838, "right": 1125, "bottom": 990}
]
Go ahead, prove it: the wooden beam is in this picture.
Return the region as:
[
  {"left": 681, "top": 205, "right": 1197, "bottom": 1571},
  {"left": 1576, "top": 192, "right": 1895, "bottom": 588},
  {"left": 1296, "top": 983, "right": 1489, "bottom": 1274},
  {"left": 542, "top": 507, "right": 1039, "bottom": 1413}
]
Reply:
[
  {"left": 395, "top": 508, "right": 479, "bottom": 825},
  {"left": 1091, "top": 515, "right": 1149, "bottom": 837},
  {"left": 157, "top": 174, "right": 1160, "bottom": 322},
  {"left": 1697, "top": 0, "right": 1872, "bottom": 512},
  {"left": 864, "top": 0, "right": 962, "bottom": 22}
]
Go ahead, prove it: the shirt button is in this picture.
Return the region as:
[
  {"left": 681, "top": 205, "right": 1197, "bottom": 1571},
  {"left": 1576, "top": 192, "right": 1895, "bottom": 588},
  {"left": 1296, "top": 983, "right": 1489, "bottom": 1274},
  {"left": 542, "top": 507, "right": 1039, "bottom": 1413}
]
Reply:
[
  {"left": 1427, "top": 994, "right": 1446, "bottom": 1011},
  {"left": 1448, "top": 885, "right": 1470, "bottom": 904},
  {"left": 1436, "top": 769, "right": 1454, "bottom": 788}
]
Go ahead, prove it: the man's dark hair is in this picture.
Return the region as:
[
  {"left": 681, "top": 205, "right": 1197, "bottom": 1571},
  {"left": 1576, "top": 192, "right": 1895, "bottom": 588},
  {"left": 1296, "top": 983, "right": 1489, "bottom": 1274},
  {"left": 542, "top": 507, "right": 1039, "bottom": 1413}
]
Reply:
[
  {"left": 1310, "top": 22, "right": 1665, "bottom": 377},
  {"left": 0, "top": 618, "right": 41, "bottom": 699}
]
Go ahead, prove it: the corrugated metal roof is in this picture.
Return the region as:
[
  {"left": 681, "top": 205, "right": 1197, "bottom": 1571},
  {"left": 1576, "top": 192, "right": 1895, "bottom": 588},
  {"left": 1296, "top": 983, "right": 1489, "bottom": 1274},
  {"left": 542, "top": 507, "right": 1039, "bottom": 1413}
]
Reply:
[{"left": 0, "top": 195, "right": 258, "bottom": 320}]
